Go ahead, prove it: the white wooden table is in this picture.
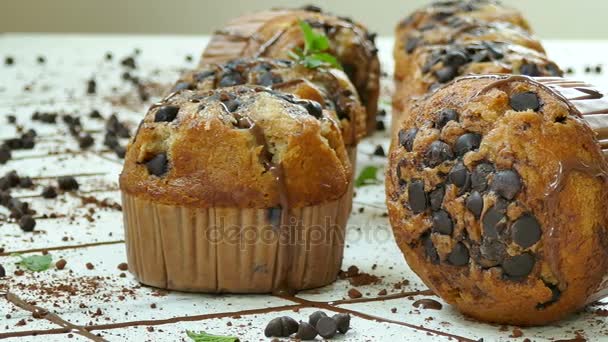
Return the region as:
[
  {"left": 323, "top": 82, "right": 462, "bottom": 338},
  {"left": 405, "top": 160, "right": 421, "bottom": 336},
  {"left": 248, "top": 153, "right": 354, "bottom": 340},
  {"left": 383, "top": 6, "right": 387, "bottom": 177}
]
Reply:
[{"left": 0, "top": 34, "right": 607, "bottom": 341}]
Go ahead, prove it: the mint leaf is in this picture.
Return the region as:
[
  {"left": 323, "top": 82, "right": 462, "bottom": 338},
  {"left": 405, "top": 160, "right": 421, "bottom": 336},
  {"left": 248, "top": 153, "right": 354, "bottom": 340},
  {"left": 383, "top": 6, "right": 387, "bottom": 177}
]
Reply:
[
  {"left": 355, "top": 166, "right": 381, "bottom": 187},
  {"left": 309, "top": 52, "right": 342, "bottom": 69},
  {"left": 14, "top": 254, "right": 52, "bottom": 272},
  {"left": 292, "top": 20, "right": 340, "bottom": 70},
  {"left": 187, "top": 331, "right": 239, "bottom": 342}
]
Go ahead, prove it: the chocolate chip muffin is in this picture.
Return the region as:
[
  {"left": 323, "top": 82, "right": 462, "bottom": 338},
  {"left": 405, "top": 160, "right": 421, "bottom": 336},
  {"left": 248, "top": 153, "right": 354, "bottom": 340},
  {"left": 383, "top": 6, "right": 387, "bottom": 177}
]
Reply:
[
  {"left": 172, "top": 58, "right": 366, "bottom": 159},
  {"left": 386, "top": 75, "right": 608, "bottom": 325},
  {"left": 120, "top": 86, "right": 352, "bottom": 293},
  {"left": 201, "top": 6, "right": 380, "bottom": 135}
]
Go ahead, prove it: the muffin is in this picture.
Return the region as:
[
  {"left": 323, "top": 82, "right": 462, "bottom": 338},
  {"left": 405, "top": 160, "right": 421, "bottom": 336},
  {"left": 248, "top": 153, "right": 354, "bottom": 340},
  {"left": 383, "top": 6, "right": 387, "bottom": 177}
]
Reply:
[
  {"left": 386, "top": 75, "right": 608, "bottom": 325},
  {"left": 120, "top": 85, "right": 352, "bottom": 293},
  {"left": 201, "top": 6, "right": 380, "bottom": 135},
  {"left": 171, "top": 57, "right": 366, "bottom": 164}
]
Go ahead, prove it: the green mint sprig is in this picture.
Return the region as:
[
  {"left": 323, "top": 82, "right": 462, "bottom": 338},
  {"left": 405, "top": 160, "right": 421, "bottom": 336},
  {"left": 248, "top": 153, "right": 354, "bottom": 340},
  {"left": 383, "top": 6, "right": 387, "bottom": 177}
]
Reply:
[
  {"left": 288, "top": 20, "right": 342, "bottom": 70},
  {"left": 355, "top": 166, "right": 382, "bottom": 187},
  {"left": 13, "top": 254, "right": 53, "bottom": 272}
]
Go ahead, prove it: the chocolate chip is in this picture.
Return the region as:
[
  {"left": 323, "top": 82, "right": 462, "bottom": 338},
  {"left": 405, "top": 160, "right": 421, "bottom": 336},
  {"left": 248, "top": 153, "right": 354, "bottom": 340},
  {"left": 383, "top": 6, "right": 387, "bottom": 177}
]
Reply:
[
  {"left": 398, "top": 128, "right": 417, "bottom": 152},
  {"left": 432, "top": 210, "right": 453, "bottom": 235},
  {"left": 510, "top": 92, "right": 541, "bottom": 112},
  {"left": 0, "top": 264, "right": 5, "bottom": 277},
  {"left": 86, "top": 79, "right": 96, "bottom": 95},
  {"left": 78, "top": 134, "right": 94, "bottom": 149},
  {"left": 429, "top": 185, "right": 445, "bottom": 211},
  {"left": 308, "top": 311, "right": 328, "bottom": 327},
  {"left": 5, "top": 56, "right": 14, "bottom": 65},
  {"left": 154, "top": 105, "right": 179, "bottom": 122},
  {"left": 5, "top": 171, "right": 19, "bottom": 187},
  {"left": 425, "top": 141, "right": 453, "bottom": 167},
  {"left": 482, "top": 205, "right": 506, "bottom": 239},
  {"left": 259, "top": 72, "right": 283, "bottom": 86},
  {"left": 520, "top": 63, "right": 541, "bottom": 77},
  {"left": 405, "top": 37, "right": 421, "bottom": 53},
  {"left": 9, "top": 198, "right": 28, "bottom": 219},
  {"left": 447, "top": 242, "right": 469, "bottom": 266},
  {"left": 490, "top": 170, "right": 522, "bottom": 200},
  {"left": 471, "top": 162, "right": 494, "bottom": 192},
  {"left": 333, "top": 313, "right": 350, "bottom": 334},
  {"left": 454, "top": 133, "right": 481, "bottom": 156},
  {"left": 296, "top": 321, "right": 318, "bottom": 340},
  {"left": 511, "top": 214, "right": 541, "bottom": 248},
  {"left": 502, "top": 253, "right": 535, "bottom": 279},
  {"left": 264, "top": 316, "right": 298, "bottom": 338},
  {"left": 89, "top": 110, "right": 103, "bottom": 119},
  {"left": 194, "top": 70, "right": 215, "bottom": 82},
  {"left": 316, "top": 316, "right": 337, "bottom": 339},
  {"left": 373, "top": 145, "right": 385, "bottom": 157},
  {"left": 466, "top": 191, "right": 483, "bottom": 218},
  {"left": 408, "top": 180, "right": 427, "bottom": 214},
  {"left": 435, "top": 65, "right": 458, "bottom": 83},
  {"left": 145, "top": 154, "right": 169, "bottom": 177},
  {"left": 422, "top": 233, "right": 439, "bottom": 264},
  {"left": 173, "top": 82, "right": 192, "bottom": 91},
  {"left": 219, "top": 71, "right": 244, "bottom": 87},
  {"left": 376, "top": 120, "right": 385, "bottom": 131},
  {"left": 41, "top": 186, "right": 58, "bottom": 199},
  {"left": 302, "top": 101, "right": 323, "bottom": 119},
  {"left": 223, "top": 99, "right": 241, "bottom": 113},
  {"left": 0, "top": 146, "right": 11, "bottom": 164},
  {"left": 19, "top": 177, "right": 33, "bottom": 188},
  {"left": 480, "top": 238, "right": 506, "bottom": 265},
  {"left": 19, "top": 215, "right": 36, "bottom": 232},
  {"left": 114, "top": 145, "right": 126, "bottom": 159},
  {"left": 121, "top": 56, "right": 136, "bottom": 69},
  {"left": 444, "top": 49, "right": 469, "bottom": 67},
  {"left": 57, "top": 176, "right": 79, "bottom": 191},
  {"left": 436, "top": 109, "right": 458, "bottom": 129},
  {"left": 448, "top": 161, "right": 468, "bottom": 188},
  {"left": 536, "top": 283, "right": 561, "bottom": 309}
]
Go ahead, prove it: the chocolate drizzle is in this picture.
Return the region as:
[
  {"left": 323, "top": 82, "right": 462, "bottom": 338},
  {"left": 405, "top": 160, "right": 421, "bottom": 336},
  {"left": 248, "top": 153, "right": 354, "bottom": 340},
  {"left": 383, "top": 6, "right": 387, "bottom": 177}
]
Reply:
[{"left": 1, "top": 291, "right": 107, "bottom": 341}]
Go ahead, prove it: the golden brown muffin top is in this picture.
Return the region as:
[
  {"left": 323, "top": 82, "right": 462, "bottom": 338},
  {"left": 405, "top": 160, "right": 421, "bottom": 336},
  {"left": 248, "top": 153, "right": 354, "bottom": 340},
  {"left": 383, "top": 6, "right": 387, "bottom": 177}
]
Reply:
[
  {"left": 386, "top": 75, "right": 608, "bottom": 325},
  {"left": 120, "top": 86, "right": 351, "bottom": 209},
  {"left": 172, "top": 58, "right": 366, "bottom": 146},
  {"left": 399, "top": 0, "right": 531, "bottom": 32}
]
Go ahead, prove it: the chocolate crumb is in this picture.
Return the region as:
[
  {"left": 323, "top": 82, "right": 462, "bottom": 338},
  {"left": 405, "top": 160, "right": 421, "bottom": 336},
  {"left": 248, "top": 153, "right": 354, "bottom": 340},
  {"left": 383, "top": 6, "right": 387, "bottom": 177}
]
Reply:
[
  {"left": 510, "top": 328, "right": 523, "bottom": 338},
  {"left": 0, "top": 264, "right": 5, "bottom": 277},
  {"left": 117, "top": 263, "right": 128, "bottom": 271},
  {"left": 87, "top": 79, "right": 97, "bottom": 95},
  {"left": 378, "top": 289, "right": 388, "bottom": 296},
  {"left": 85, "top": 262, "right": 94, "bottom": 270},
  {"left": 55, "top": 259, "right": 67, "bottom": 270},
  {"left": 41, "top": 186, "right": 58, "bottom": 199},
  {"left": 348, "top": 288, "right": 363, "bottom": 299},
  {"left": 391, "top": 308, "right": 397, "bottom": 313}
]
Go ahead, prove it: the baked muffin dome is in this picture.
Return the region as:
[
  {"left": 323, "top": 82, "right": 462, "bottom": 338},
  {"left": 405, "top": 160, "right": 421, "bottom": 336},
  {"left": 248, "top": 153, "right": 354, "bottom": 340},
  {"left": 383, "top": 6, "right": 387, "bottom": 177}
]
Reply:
[
  {"left": 120, "top": 85, "right": 351, "bottom": 209},
  {"left": 201, "top": 6, "right": 380, "bottom": 135},
  {"left": 172, "top": 58, "right": 366, "bottom": 146},
  {"left": 386, "top": 75, "right": 608, "bottom": 325}
]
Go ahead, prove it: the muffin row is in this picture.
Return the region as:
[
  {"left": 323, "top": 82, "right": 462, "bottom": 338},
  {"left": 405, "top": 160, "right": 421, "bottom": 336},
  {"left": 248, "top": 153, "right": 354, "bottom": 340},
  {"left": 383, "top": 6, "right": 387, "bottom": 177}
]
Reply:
[
  {"left": 387, "top": 0, "right": 608, "bottom": 326},
  {"left": 119, "top": 6, "right": 380, "bottom": 293}
]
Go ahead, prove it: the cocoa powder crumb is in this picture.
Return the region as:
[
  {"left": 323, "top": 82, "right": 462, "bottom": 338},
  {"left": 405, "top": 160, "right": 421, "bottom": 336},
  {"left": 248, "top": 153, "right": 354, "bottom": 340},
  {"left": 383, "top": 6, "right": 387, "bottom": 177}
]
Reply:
[
  {"left": 378, "top": 289, "right": 388, "bottom": 296},
  {"left": 117, "top": 262, "right": 128, "bottom": 271},
  {"left": 56, "top": 259, "right": 67, "bottom": 270},
  {"left": 86, "top": 263, "right": 94, "bottom": 270},
  {"left": 348, "top": 288, "right": 363, "bottom": 299}
]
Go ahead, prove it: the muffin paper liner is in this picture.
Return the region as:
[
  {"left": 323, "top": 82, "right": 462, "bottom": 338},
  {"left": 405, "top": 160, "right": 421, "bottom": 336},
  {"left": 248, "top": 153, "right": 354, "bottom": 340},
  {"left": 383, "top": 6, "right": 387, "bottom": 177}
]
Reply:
[{"left": 122, "top": 188, "right": 351, "bottom": 293}]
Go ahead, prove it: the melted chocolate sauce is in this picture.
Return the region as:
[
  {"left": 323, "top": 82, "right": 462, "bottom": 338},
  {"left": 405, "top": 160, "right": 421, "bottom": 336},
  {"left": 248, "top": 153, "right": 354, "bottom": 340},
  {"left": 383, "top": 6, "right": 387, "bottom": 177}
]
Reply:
[{"left": 412, "top": 298, "right": 443, "bottom": 310}]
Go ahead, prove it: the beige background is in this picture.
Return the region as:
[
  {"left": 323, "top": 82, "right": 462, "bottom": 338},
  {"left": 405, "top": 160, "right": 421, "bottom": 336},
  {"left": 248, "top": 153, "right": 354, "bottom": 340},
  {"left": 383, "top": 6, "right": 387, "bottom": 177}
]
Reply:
[{"left": 1, "top": 0, "right": 607, "bottom": 39}]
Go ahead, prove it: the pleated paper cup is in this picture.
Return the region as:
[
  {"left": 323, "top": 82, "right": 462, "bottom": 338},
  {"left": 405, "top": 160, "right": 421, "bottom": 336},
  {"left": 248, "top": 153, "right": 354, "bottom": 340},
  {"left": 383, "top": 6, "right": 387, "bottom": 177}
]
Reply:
[{"left": 121, "top": 189, "right": 351, "bottom": 293}]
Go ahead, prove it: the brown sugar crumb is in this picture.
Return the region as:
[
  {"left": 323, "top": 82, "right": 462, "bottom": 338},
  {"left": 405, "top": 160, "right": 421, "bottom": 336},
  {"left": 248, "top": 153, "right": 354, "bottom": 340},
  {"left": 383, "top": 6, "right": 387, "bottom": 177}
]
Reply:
[
  {"left": 56, "top": 259, "right": 67, "bottom": 270},
  {"left": 117, "top": 263, "right": 128, "bottom": 271},
  {"left": 86, "top": 263, "right": 94, "bottom": 270},
  {"left": 348, "top": 288, "right": 363, "bottom": 299}
]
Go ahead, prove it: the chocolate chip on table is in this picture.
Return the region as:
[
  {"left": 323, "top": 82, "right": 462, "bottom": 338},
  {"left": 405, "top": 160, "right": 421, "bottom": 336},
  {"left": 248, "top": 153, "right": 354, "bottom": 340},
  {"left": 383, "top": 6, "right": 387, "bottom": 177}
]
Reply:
[
  {"left": 448, "top": 161, "right": 469, "bottom": 188},
  {"left": 78, "top": 134, "right": 94, "bottom": 149},
  {"left": 447, "top": 242, "right": 469, "bottom": 266},
  {"left": 408, "top": 180, "right": 428, "bottom": 214},
  {"left": 121, "top": 56, "right": 136, "bottom": 69},
  {"left": 520, "top": 63, "right": 541, "bottom": 77},
  {"left": 296, "top": 321, "right": 318, "bottom": 340},
  {"left": 471, "top": 162, "right": 494, "bottom": 192},
  {"left": 399, "top": 128, "right": 418, "bottom": 152},
  {"left": 466, "top": 191, "right": 483, "bottom": 218},
  {"left": 7, "top": 115, "right": 16, "bottom": 124},
  {"left": 19, "top": 177, "right": 33, "bottom": 188},
  {"left": 0, "top": 264, "right": 5, "bottom": 277},
  {"left": 0, "top": 146, "right": 11, "bottom": 164},
  {"left": 114, "top": 145, "right": 126, "bottom": 159},
  {"left": 57, "top": 176, "right": 79, "bottom": 191},
  {"left": 117, "top": 262, "right": 129, "bottom": 271},
  {"left": 308, "top": 311, "right": 328, "bottom": 327},
  {"left": 425, "top": 141, "right": 453, "bottom": 167},
  {"left": 5, "top": 171, "right": 20, "bottom": 187},
  {"left": 511, "top": 214, "right": 541, "bottom": 248},
  {"left": 55, "top": 259, "right": 67, "bottom": 270},
  {"left": 502, "top": 252, "right": 535, "bottom": 279},
  {"left": 219, "top": 71, "right": 245, "bottom": 87},
  {"left": 435, "top": 65, "right": 459, "bottom": 83},
  {"left": 316, "top": 316, "right": 337, "bottom": 339},
  {"left": 429, "top": 184, "right": 445, "bottom": 211},
  {"left": 422, "top": 233, "right": 440, "bottom": 264},
  {"left": 19, "top": 215, "right": 36, "bottom": 232},
  {"left": 376, "top": 119, "right": 385, "bottom": 131},
  {"left": 432, "top": 210, "right": 453, "bottom": 235},
  {"left": 145, "top": 153, "right": 169, "bottom": 177},
  {"left": 333, "top": 313, "right": 351, "bottom": 334},
  {"left": 373, "top": 145, "right": 386, "bottom": 157},
  {"left": 436, "top": 108, "right": 458, "bottom": 129},
  {"left": 510, "top": 92, "right": 541, "bottom": 112},
  {"left": 5, "top": 56, "right": 14, "bottom": 65},
  {"left": 454, "top": 133, "right": 481, "bottom": 156},
  {"left": 405, "top": 37, "right": 421, "bottom": 53},
  {"left": 86, "top": 79, "right": 96, "bottom": 95},
  {"left": 482, "top": 205, "right": 506, "bottom": 239},
  {"left": 154, "top": 105, "right": 179, "bottom": 122},
  {"left": 490, "top": 170, "right": 522, "bottom": 200},
  {"left": 264, "top": 316, "right": 299, "bottom": 337}
]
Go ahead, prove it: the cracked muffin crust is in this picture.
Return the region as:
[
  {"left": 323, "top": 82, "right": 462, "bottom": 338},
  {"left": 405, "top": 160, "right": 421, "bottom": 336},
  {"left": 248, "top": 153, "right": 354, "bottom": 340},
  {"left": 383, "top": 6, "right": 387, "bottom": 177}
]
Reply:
[
  {"left": 120, "top": 85, "right": 351, "bottom": 209},
  {"left": 172, "top": 58, "right": 366, "bottom": 147},
  {"left": 201, "top": 6, "right": 380, "bottom": 135},
  {"left": 386, "top": 75, "right": 608, "bottom": 325}
]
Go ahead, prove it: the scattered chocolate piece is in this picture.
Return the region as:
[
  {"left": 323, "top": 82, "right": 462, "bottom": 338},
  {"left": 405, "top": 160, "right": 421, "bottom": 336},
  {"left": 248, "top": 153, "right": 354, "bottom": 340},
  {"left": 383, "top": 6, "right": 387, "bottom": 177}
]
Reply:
[
  {"left": 511, "top": 214, "right": 541, "bottom": 248},
  {"left": 117, "top": 262, "right": 128, "bottom": 271},
  {"left": 154, "top": 105, "right": 180, "bottom": 122},
  {"left": 57, "top": 176, "right": 79, "bottom": 191},
  {"left": 510, "top": 92, "right": 541, "bottom": 112},
  {"left": 348, "top": 288, "right": 363, "bottom": 299},
  {"left": 41, "top": 186, "right": 58, "bottom": 199},
  {"left": 19, "top": 177, "right": 33, "bottom": 188},
  {"left": 308, "top": 311, "right": 328, "bottom": 327},
  {"left": 7, "top": 115, "right": 16, "bottom": 124},
  {"left": 0, "top": 264, "right": 5, "bottom": 277},
  {"left": 378, "top": 289, "right": 388, "bottom": 296},
  {"left": 333, "top": 313, "right": 351, "bottom": 334},
  {"left": 412, "top": 298, "right": 443, "bottom": 310},
  {"left": 296, "top": 321, "right": 317, "bottom": 340},
  {"left": 399, "top": 128, "right": 418, "bottom": 152},
  {"left": 78, "top": 134, "right": 94, "bottom": 149},
  {"left": 145, "top": 153, "right": 169, "bottom": 177},
  {"left": 490, "top": 170, "right": 522, "bottom": 200},
  {"left": 502, "top": 253, "right": 535, "bottom": 279},
  {"left": 5, "top": 56, "right": 14, "bottom": 65},
  {"left": 86, "top": 79, "right": 96, "bottom": 95},
  {"left": 18, "top": 215, "right": 36, "bottom": 232},
  {"left": 121, "top": 56, "right": 136, "bottom": 69},
  {"left": 316, "top": 316, "right": 337, "bottom": 339},
  {"left": 0, "top": 146, "right": 11, "bottom": 164},
  {"left": 373, "top": 145, "right": 385, "bottom": 157},
  {"left": 55, "top": 259, "right": 67, "bottom": 270},
  {"left": 89, "top": 109, "right": 103, "bottom": 119},
  {"left": 105, "top": 52, "right": 113, "bottom": 61},
  {"left": 264, "top": 316, "right": 298, "bottom": 337},
  {"left": 376, "top": 119, "right": 385, "bottom": 131},
  {"left": 86, "top": 262, "right": 95, "bottom": 270}
]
